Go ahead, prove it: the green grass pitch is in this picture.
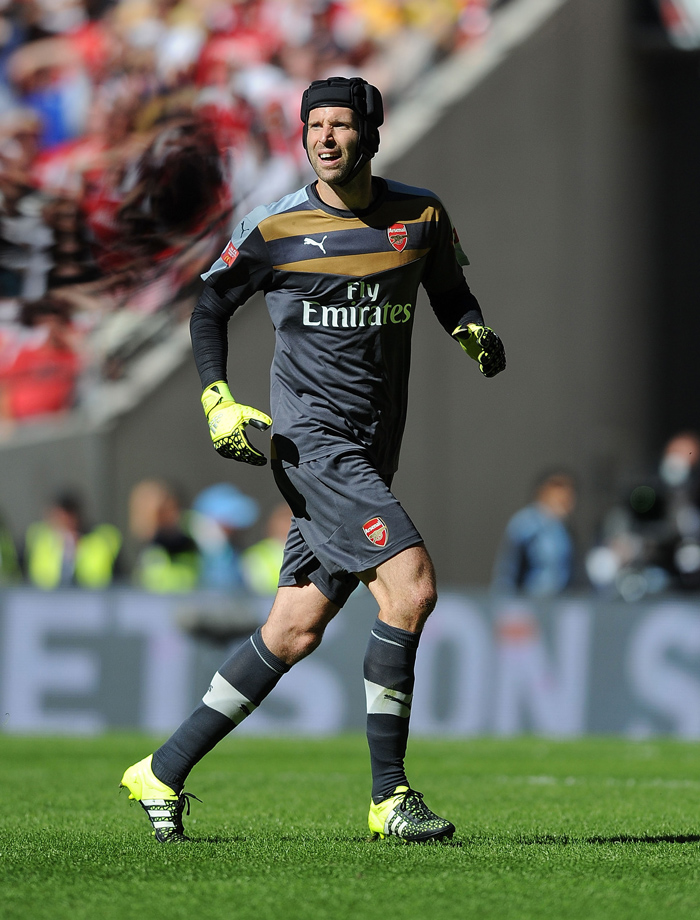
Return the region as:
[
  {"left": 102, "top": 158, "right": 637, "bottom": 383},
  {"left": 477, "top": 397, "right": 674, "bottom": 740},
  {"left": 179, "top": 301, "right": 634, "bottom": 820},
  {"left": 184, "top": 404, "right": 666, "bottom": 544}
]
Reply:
[{"left": 1, "top": 734, "right": 699, "bottom": 920}]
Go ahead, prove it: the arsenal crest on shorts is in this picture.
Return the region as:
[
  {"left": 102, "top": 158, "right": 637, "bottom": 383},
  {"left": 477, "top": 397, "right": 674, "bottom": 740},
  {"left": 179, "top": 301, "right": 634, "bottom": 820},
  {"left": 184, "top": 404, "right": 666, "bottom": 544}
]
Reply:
[
  {"left": 387, "top": 223, "right": 408, "bottom": 252},
  {"left": 363, "top": 517, "right": 388, "bottom": 547}
]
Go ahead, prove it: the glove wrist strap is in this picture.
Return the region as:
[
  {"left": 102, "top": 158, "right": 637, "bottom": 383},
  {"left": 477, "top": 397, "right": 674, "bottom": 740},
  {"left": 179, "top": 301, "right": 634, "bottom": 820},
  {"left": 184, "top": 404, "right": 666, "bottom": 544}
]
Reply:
[
  {"left": 201, "top": 380, "right": 234, "bottom": 417},
  {"left": 452, "top": 322, "right": 479, "bottom": 340}
]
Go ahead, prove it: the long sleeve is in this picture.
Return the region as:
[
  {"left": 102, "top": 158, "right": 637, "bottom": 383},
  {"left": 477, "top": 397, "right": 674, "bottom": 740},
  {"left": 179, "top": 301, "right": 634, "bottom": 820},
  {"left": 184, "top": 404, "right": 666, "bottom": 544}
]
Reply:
[
  {"left": 190, "top": 283, "right": 234, "bottom": 388},
  {"left": 190, "top": 222, "right": 273, "bottom": 389},
  {"left": 427, "top": 275, "right": 484, "bottom": 337}
]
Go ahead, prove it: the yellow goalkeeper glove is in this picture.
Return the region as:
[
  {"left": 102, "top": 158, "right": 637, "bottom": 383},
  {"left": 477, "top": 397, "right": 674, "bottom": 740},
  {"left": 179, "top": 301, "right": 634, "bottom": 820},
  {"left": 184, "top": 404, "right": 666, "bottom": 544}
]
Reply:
[
  {"left": 453, "top": 322, "right": 506, "bottom": 377},
  {"left": 201, "top": 381, "right": 272, "bottom": 465}
]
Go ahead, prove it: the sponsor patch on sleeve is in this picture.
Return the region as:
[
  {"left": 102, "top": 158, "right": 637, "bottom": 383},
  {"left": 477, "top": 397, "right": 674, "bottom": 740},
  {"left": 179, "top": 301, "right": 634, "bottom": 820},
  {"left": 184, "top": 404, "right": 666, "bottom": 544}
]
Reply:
[{"left": 221, "top": 241, "right": 239, "bottom": 266}]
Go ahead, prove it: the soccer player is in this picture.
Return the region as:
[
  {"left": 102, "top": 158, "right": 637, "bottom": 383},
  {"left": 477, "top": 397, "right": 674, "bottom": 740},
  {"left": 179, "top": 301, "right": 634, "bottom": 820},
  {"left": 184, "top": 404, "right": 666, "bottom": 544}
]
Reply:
[{"left": 120, "top": 76, "right": 506, "bottom": 844}]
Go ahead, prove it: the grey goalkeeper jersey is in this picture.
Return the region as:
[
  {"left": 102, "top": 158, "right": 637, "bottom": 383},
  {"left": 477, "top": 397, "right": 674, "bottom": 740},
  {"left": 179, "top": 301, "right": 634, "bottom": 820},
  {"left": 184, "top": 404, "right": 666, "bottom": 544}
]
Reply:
[{"left": 191, "top": 178, "right": 484, "bottom": 474}]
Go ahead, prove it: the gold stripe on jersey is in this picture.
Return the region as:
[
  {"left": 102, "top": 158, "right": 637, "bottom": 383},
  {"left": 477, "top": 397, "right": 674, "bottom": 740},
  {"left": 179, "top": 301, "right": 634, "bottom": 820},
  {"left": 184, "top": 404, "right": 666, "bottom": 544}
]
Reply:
[
  {"left": 258, "top": 201, "right": 442, "bottom": 242},
  {"left": 260, "top": 209, "right": 361, "bottom": 240},
  {"left": 273, "top": 249, "right": 430, "bottom": 276}
]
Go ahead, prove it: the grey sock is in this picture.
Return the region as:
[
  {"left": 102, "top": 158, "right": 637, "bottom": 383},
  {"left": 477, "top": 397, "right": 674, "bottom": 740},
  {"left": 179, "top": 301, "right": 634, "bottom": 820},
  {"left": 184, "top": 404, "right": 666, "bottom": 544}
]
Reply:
[
  {"left": 364, "top": 616, "right": 420, "bottom": 803},
  {"left": 152, "top": 627, "right": 289, "bottom": 790}
]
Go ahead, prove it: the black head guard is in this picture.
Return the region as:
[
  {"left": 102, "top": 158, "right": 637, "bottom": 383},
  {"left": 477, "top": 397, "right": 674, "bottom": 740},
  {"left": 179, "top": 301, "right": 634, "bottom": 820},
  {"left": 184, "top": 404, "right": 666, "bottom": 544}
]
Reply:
[{"left": 300, "top": 76, "right": 384, "bottom": 185}]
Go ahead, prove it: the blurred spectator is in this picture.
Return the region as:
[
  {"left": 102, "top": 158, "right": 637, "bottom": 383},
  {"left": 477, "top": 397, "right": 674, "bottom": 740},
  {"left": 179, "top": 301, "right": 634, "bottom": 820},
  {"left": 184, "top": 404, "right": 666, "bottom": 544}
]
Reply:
[
  {"left": 129, "top": 478, "right": 199, "bottom": 592},
  {"left": 0, "top": 108, "right": 42, "bottom": 184},
  {"left": 242, "top": 500, "right": 291, "bottom": 596},
  {"left": 0, "top": 144, "right": 52, "bottom": 299},
  {"left": 586, "top": 431, "right": 700, "bottom": 601},
  {"left": 189, "top": 482, "right": 259, "bottom": 590},
  {"left": 23, "top": 490, "right": 122, "bottom": 588},
  {"left": 104, "top": 117, "right": 230, "bottom": 268},
  {"left": 492, "top": 470, "right": 578, "bottom": 598},
  {"left": 0, "top": 293, "right": 82, "bottom": 420},
  {"left": 0, "top": 507, "right": 21, "bottom": 584},
  {"left": 7, "top": 34, "right": 92, "bottom": 149},
  {"left": 43, "top": 194, "right": 99, "bottom": 287}
]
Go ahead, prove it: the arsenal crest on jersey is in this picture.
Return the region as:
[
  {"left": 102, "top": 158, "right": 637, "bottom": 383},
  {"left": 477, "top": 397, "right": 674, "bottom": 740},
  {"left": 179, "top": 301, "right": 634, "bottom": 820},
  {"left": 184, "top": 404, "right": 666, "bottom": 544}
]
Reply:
[
  {"left": 363, "top": 517, "right": 389, "bottom": 547},
  {"left": 387, "top": 223, "right": 408, "bottom": 253}
]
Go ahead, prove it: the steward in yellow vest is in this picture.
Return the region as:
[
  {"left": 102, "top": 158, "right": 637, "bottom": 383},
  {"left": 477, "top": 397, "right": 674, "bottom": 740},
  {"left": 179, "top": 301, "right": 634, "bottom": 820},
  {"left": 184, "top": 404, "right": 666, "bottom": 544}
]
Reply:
[{"left": 24, "top": 493, "right": 122, "bottom": 590}]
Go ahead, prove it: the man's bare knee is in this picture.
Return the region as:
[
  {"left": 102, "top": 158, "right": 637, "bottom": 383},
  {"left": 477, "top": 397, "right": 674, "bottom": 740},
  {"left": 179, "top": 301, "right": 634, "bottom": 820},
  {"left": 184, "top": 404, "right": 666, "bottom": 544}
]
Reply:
[
  {"left": 362, "top": 545, "right": 438, "bottom": 633},
  {"left": 402, "top": 581, "right": 437, "bottom": 629},
  {"left": 261, "top": 582, "right": 339, "bottom": 665},
  {"left": 291, "top": 623, "right": 325, "bottom": 659},
  {"left": 416, "top": 583, "right": 438, "bottom": 619},
  {"left": 262, "top": 620, "right": 323, "bottom": 665},
  {"left": 375, "top": 578, "right": 437, "bottom": 632}
]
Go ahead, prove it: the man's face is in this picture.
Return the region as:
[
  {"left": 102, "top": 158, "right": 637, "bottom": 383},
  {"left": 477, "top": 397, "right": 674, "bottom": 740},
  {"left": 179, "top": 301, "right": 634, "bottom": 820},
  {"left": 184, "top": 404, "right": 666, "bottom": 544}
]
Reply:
[
  {"left": 539, "top": 481, "right": 576, "bottom": 519},
  {"left": 306, "top": 106, "right": 360, "bottom": 185}
]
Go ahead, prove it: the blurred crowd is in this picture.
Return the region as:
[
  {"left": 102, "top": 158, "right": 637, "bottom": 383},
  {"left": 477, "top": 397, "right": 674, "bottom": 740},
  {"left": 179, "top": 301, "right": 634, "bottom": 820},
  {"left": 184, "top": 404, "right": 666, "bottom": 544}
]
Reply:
[
  {"left": 491, "top": 430, "right": 700, "bottom": 603},
  {"left": 0, "top": 0, "right": 495, "bottom": 425},
  {"left": 0, "top": 477, "right": 291, "bottom": 600},
  {"left": 3, "top": 429, "right": 700, "bottom": 608}
]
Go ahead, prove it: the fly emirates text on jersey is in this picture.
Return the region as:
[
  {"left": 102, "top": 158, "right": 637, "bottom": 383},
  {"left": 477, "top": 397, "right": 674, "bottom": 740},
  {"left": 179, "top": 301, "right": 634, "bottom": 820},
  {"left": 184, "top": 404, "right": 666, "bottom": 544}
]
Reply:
[{"left": 302, "top": 282, "right": 413, "bottom": 329}]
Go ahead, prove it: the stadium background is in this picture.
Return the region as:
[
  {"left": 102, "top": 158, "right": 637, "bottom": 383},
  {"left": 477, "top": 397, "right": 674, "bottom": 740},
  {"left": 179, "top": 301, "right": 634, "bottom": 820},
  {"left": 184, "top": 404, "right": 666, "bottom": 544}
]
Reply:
[
  {"left": 2, "top": 0, "right": 700, "bottom": 738},
  {"left": 2, "top": 0, "right": 694, "bottom": 585}
]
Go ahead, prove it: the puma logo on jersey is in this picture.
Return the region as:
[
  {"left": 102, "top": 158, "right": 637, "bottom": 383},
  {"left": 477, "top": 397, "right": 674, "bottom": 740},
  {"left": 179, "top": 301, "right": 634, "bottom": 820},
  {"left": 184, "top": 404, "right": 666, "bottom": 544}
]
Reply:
[{"left": 303, "top": 235, "right": 328, "bottom": 254}]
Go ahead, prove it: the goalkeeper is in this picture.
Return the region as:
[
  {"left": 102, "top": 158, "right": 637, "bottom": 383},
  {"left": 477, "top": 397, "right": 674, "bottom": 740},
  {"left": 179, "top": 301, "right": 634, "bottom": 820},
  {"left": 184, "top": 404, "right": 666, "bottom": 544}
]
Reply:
[{"left": 121, "top": 75, "right": 506, "bottom": 844}]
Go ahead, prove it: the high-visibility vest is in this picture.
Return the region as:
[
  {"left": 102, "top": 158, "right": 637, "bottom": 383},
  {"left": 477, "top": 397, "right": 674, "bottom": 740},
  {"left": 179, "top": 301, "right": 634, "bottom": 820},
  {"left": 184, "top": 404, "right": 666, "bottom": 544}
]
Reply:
[
  {"left": 25, "top": 522, "right": 121, "bottom": 590},
  {"left": 0, "top": 525, "right": 20, "bottom": 584},
  {"left": 241, "top": 537, "right": 284, "bottom": 596},
  {"left": 135, "top": 544, "right": 200, "bottom": 593}
]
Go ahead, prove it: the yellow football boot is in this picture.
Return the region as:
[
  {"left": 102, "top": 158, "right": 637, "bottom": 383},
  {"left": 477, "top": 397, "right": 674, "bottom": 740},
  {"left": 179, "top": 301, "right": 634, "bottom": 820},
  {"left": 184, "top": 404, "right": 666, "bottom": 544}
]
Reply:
[
  {"left": 120, "top": 755, "right": 197, "bottom": 843},
  {"left": 368, "top": 785, "right": 455, "bottom": 842}
]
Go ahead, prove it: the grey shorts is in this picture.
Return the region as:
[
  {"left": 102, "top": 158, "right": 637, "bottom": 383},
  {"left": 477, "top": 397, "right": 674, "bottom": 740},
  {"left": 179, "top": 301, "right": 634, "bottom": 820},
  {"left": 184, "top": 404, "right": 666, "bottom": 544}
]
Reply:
[{"left": 273, "top": 450, "right": 423, "bottom": 607}]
